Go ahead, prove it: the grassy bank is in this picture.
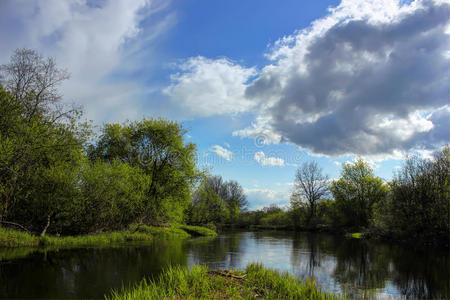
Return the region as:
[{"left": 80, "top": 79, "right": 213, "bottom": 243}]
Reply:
[
  {"left": 107, "top": 263, "right": 345, "bottom": 300},
  {"left": 178, "top": 224, "right": 217, "bottom": 237},
  {"left": 0, "top": 224, "right": 216, "bottom": 249}
]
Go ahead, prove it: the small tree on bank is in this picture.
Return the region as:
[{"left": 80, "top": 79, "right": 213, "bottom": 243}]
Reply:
[
  {"left": 330, "top": 159, "right": 388, "bottom": 228},
  {"left": 291, "top": 161, "right": 329, "bottom": 225}
]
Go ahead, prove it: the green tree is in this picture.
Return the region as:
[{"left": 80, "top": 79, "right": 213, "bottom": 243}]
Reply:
[
  {"left": 189, "top": 185, "right": 229, "bottom": 225},
  {"left": 373, "top": 147, "right": 449, "bottom": 241},
  {"left": 0, "top": 49, "right": 88, "bottom": 234},
  {"left": 200, "top": 175, "right": 248, "bottom": 223},
  {"left": 74, "top": 160, "right": 149, "bottom": 233},
  {"left": 88, "top": 119, "right": 199, "bottom": 224},
  {"left": 330, "top": 158, "right": 388, "bottom": 228}
]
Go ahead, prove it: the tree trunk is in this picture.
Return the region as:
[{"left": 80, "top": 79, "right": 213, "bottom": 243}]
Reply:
[{"left": 40, "top": 215, "right": 51, "bottom": 236}]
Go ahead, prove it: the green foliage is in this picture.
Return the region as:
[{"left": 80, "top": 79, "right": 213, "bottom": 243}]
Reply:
[
  {"left": 372, "top": 147, "right": 450, "bottom": 242},
  {"left": 189, "top": 185, "right": 229, "bottom": 224},
  {"left": 0, "top": 83, "right": 87, "bottom": 234},
  {"left": 74, "top": 160, "right": 149, "bottom": 233},
  {"left": 0, "top": 49, "right": 90, "bottom": 234},
  {"left": 107, "top": 263, "right": 345, "bottom": 300},
  {"left": 128, "top": 223, "right": 190, "bottom": 240},
  {"left": 0, "top": 224, "right": 216, "bottom": 250},
  {"left": 330, "top": 159, "right": 388, "bottom": 228},
  {"left": 0, "top": 227, "right": 39, "bottom": 247},
  {"left": 0, "top": 227, "right": 152, "bottom": 248},
  {"left": 188, "top": 175, "right": 248, "bottom": 226},
  {"left": 350, "top": 233, "right": 363, "bottom": 239},
  {"left": 177, "top": 224, "right": 217, "bottom": 237},
  {"left": 88, "top": 119, "right": 199, "bottom": 224},
  {"left": 260, "top": 210, "right": 291, "bottom": 227}
]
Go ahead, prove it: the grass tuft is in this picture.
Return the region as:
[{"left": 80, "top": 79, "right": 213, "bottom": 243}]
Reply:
[
  {"left": 351, "top": 233, "right": 363, "bottom": 239},
  {"left": 106, "top": 263, "right": 346, "bottom": 300},
  {"left": 177, "top": 224, "right": 218, "bottom": 237}
]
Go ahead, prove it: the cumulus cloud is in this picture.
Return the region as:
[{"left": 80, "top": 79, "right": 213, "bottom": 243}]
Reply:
[
  {"left": 245, "top": 188, "right": 291, "bottom": 210},
  {"left": 254, "top": 151, "right": 286, "bottom": 167},
  {"left": 163, "top": 56, "right": 257, "bottom": 118},
  {"left": 210, "top": 145, "right": 233, "bottom": 161},
  {"left": 236, "top": 0, "right": 450, "bottom": 156},
  {"left": 0, "top": 0, "right": 174, "bottom": 122}
]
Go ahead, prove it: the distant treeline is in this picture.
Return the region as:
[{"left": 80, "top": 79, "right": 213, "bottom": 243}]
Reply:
[{"left": 234, "top": 150, "right": 449, "bottom": 246}]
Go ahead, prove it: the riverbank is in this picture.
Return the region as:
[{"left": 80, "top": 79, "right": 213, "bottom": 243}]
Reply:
[
  {"left": 107, "top": 263, "right": 346, "bottom": 300},
  {"left": 0, "top": 224, "right": 216, "bottom": 249}
]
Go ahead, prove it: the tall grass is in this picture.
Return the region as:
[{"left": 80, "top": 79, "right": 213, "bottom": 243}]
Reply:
[{"left": 107, "top": 263, "right": 346, "bottom": 300}]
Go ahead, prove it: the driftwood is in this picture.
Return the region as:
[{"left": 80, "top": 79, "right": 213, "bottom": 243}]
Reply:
[
  {"left": 209, "top": 270, "right": 247, "bottom": 280},
  {"left": 0, "top": 220, "right": 31, "bottom": 233}
]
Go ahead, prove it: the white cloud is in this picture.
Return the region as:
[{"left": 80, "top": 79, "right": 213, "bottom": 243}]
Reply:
[
  {"left": 244, "top": 188, "right": 291, "bottom": 210},
  {"left": 237, "top": 0, "right": 450, "bottom": 157},
  {"left": 163, "top": 56, "right": 257, "bottom": 118},
  {"left": 254, "top": 151, "right": 285, "bottom": 167},
  {"left": 210, "top": 145, "right": 233, "bottom": 161},
  {"left": 0, "top": 0, "right": 175, "bottom": 123}
]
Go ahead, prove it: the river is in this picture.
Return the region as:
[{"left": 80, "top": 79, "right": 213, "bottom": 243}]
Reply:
[{"left": 0, "top": 231, "right": 448, "bottom": 299}]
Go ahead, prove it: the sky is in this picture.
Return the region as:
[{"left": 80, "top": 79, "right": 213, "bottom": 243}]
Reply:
[{"left": 1, "top": 0, "right": 449, "bottom": 209}]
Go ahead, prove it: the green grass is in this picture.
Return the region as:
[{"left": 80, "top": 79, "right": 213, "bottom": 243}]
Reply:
[
  {"left": 129, "top": 223, "right": 191, "bottom": 240},
  {"left": 0, "top": 227, "right": 154, "bottom": 248},
  {"left": 0, "top": 227, "right": 40, "bottom": 247},
  {"left": 107, "top": 263, "right": 346, "bottom": 300},
  {"left": 0, "top": 223, "right": 216, "bottom": 252},
  {"left": 351, "top": 232, "right": 363, "bottom": 239},
  {"left": 177, "top": 224, "right": 217, "bottom": 237}
]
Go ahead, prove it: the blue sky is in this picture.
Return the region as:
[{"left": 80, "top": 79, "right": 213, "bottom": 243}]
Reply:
[{"left": 1, "top": 0, "right": 449, "bottom": 209}]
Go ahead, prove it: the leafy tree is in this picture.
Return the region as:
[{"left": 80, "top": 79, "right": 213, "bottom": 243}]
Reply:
[
  {"left": 74, "top": 160, "right": 149, "bottom": 233},
  {"left": 373, "top": 147, "right": 449, "bottom": 241},
  {"left": 189, "top": 185, "right": 229, "bottom": 225},
  {"left": 292, "top": 161, "right": 329, "bottom": 225},
  {"left": 187, "top": 175, "right": 248, "bottom": 225},
  {"left": 88, "top": 119, "right": 199, "bottom": 224},
  {"left": 0, "top": 49, "right": 88, "bottom": 234},
  {"left": 260, "top": 209, "right": 291, "bottom": 227},
  {"left": 330, "top": 159, "right": 388, "bottom": 228},
  {"left": 201, "top": 175, "right": 248, "bottom": 223},
  {"left": 225, "top": 180, "right": 248, "bottom": 222}
]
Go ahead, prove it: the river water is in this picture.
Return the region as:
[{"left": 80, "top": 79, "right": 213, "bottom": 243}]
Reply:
[{"left": 0, "top": 231, "right": 448, "bottom": 299}]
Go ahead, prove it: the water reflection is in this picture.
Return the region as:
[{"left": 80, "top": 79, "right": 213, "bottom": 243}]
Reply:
[
  {"left": 186, "top": 231, "right": 449, "bottom": 299},
  {"left": 0, "top": 240, "right": 188, "bottom": 299},
  {"left": 0, "top": 231, "right": 448, "bottom": 299}
]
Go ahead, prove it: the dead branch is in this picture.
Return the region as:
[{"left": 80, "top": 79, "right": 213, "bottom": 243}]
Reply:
[
  {"left": 209, "top": 270, "right": 247, "bottom": 280},
  {"left": 0, "top": 220, "right": 31, "bottom": 233}
]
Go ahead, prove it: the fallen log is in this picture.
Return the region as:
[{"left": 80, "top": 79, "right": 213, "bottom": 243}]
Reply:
[{"left": 209, "top": 270, "right": 247, "bottom": 280}]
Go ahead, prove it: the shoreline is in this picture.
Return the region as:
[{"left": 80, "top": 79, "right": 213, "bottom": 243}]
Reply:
[{"left": 0, "top": 224, "right": 216, "bottom": 250}]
